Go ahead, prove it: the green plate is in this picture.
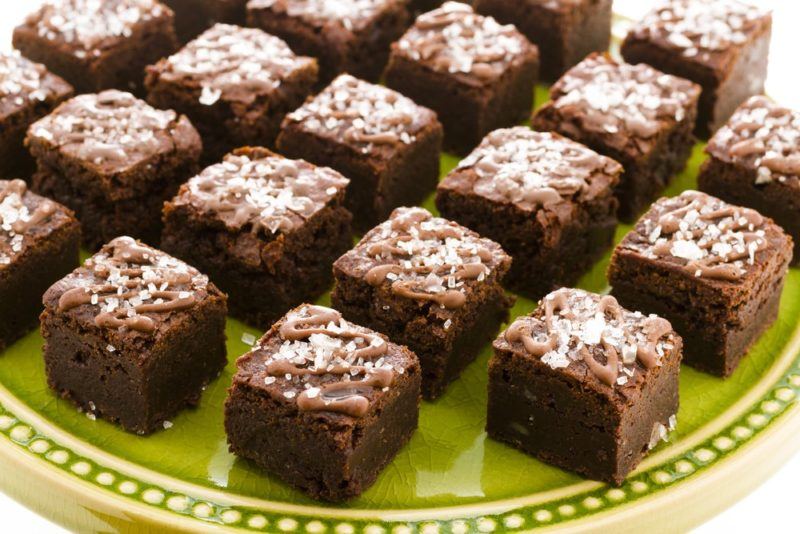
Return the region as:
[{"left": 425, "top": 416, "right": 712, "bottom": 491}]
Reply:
[{"left": 2, "top": 39, "right": 800, "bottom": 534}]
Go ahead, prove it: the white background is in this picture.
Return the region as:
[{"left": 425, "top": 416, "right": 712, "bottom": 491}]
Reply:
[{"left": 0, "top": 0, "right": 798, "bottom": 532}]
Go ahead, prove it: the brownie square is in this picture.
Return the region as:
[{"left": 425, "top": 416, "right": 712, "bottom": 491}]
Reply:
[
  {"left": 698, "top": 96, "right": 800, "bottom": 265},
  {"left": 246, "top": 0, "right": 410, "bottom": 86},
  {"left": 0, "top": 52, "right": 73, "bottom": 180},
  {"left": 608, "top": 190, "right": 793, "bottom": 377},
  {"left": 145, "top": 24, "right": 318, "bottom": 164},
  {"left": 162, "top": 146, "right": 353, "bottom": 329},
  {"left": 41, "top": 236, "right": 227, "bottom": 434},
  {"left": 0, "top": 180, "right": 80, "bottom": 352},
  {"left": 436, "top": 127, "right": 621, "bottom": 299},
  {"left": 621, "top": 0, "right": 771, "bottom": 137},
  {"left": 12, "top": 0, "right": 178, "bottom": 96},
  {"left": 475, "top": 0, "right": 612, "bottom": 81},
  {"left": 331, "top": 207, "right": 513, "bottom": 399},
  {"left": 384, "top": 2, "right": 539, "bottom": 155},
  {"left": 26, "top": 90, "right": 202, "bottom": 250},
  {"left": 224, "top": 304, "right": 421, "bottom": 501},
  {"left": 487, "top": 288, "right": 682, "bottom": 485},
  {"left": 162, "top": 0, "right": 247, "bottom": 42},
  {"left": 532, "top": 53, "right": 701, "bottom": 222},
  {"left": 276, "top": 74, "right": 443, "bottom": 232}
]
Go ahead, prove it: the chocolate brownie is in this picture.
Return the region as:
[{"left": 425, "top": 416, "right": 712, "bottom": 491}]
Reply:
[
  {"left": 0, "top": 180, "right": 80, "bottom": 352},
  {"left": 277, "top": 74, "right": 442, "bottom": 231},
  {"left": 488, "top": 288, "right": 682, "bottom": 485},
  {"left": 384, "top": 2, "right": 539, "bottom": 155},
  {"left": 436, "top": 127, "right": 621, "bottom": 299},
  {"left": 13, "top": 0, "right": 178, "bottom": 96},
  {"left": 474, "top": 0, "right": 612, "bottom": 81},
  {"left": 699, "top": 96, "right": 800, "bottom": 264},
  {"left": 162, "top": 0, "right": 247, "bottom": 42},
  {"left": 26, "top": 90, "right": 202, "bottom": 250},
  {"left": 246, "top": 0, "right": 410, "bottom": 86},
  {"left": 0, "top": 52, "right": 73, "bottom": 180},
  {"left": 41, "top": 236, "right": 227, "bottom": 434},
  {"left": 608, "top": 190, "right": 793, "bottom": 377},
  {"left": 532, "top": 53, "right": 701, "bottom": 222},
  {"left": 331, "top": 207, "right": 513, "bottom": 399},
  {"left": 145, "top": 24, "right": 318, "bottom": 164},
  {"left": 621, "top": 0, "right": 771, "bottom": 137},
  {"left": 225, "top": 304, "right": 420, "bottom": 501},
  {"left": 162, "top": 147, "right": 352, "bottom": 329}
]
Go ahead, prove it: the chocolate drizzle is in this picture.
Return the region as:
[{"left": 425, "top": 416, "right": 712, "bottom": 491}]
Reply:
[
  {"left": 455, "top": 128, "right": 622, "bottom": 210},
  {"left": 175, "top": 150, "right": 348, "bottom": 235},
  {"left": 396, "top": 2, "right": 531, "bottom": 84},
  {"left": 259, "top": 305, "right": 397, "bottom": 417},
  {"left": 627, "top": 191, "right": 768, "bottom": 281},
  {"left": 503, "top": 288, "right": 677, "bottom": 387},
  {"left": 707, "top": 96, "right": 800, "bottom": 185},
  {"left": 55, "top": 237, "right": 207, "bottom": 333},
  {"left": 359, "top": 207, "right": 501, "bottom": 310},
  {"left": 0, "top": 179, "right": 57, "bottom": 267}
]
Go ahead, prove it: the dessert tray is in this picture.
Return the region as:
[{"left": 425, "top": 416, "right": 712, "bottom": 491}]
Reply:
[{"left": 1, "top": 9, "right": 799, "bottom": 534}]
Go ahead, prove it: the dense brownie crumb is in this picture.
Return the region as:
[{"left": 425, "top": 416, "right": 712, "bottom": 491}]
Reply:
[
  {"left": 699, "top": 96, "right": 800, "bottom": 263},
  {"left": 608, "top": 190, "right": 793, "bottom": 376},
  {"left": 277, "top": 74, "right": 442, "bottom": 231},
  {"left": 13, "top": 0, "right": 178, "bottom": 96},
  {"left": 0, "top": 51, "right": 73, "bottom": 180},
  {"left": 225, "top": 304, "right": 420, "bottom": 501},
  {"left": 332, "top": 206, "right": 513, "bottom": 399},
  {"left": 533, "top": 53, "right": 701, "bottom": 221},
  {"left": 622, "top": 0, "right": 771, "bottom": 137},
  {"left": 162, "top": 146, "right": 352, "bottom": 329},
  {"left": 26, "top": 90, "right": 202, "bottom": 250},
  {"left": 488, "top": 288, "right": 682, "bottom": 485},
  {"left": 385, "top": 2, "right": 539, "bottom": 155},
  {"left": 146, "top": 23, "right": 318, "bottom": 164},
  {"left": 436, "top": 127, "right": 621, "bottom": 298},
  {"left": 41, "top": 237, "right": 227, "bottom": 434},
  {"left": 0, "top": 179, "right": 80, "bottom": 351},
  {"left": 162, "top": 0, "right": 247, "bottom": 43}
]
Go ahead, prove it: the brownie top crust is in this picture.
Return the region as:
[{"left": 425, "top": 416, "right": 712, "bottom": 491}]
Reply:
[
  {"left": 284, "top": 74, "right": 437, "bottom": 157},
  {"left": 443, "top": 127, "right": 622, "bottom": 211},
  {"left": 247, "top": 0, "right": 396, "bottom": 31},
  {"left": 235, "top": 304, "right": 416, "bottom": 418},
  {"left": 394, "top": 2, "right": 536, "bottom": 85},
  {"left": 18, "top": 0, "right": 171, "bottom": 58},
  {"left": 706, "top": 96, "right": 800, "bottom": 187},
  {"left": 0, "top": 51, "right": 72, "bottom": 120},
  {"left": 0, "top": 179, "right": 70, "bottom": 268},
  {"left": 150, "top": 23, "right": 317, "bottom": 107},
  {"left": 337, "top": 206, "right": 510, "bottom": 310},
  {"left": 171, "top": 147, "right": 349, "bottom": 235},
  {"left": 617, "top": 190, "right": 784, "bottom": 283},
  {"left": 495, "top": 288, "right": 681, "bottom": 389},
  {"left": 27, "top": 90, "right": 198, "bottom": 174},
  {"left": 547, "top": 53, "right": 700, "bottom": 154},
  {"left": 44, "top": 236, "right": 216, "bottom": 335},
  {"left": 626, "top": 0, "right": 770, "bottom": 69}
]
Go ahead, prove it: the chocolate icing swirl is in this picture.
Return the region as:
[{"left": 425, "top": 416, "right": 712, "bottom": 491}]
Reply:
[
  {"left": 0, "top": 179, "right": 57, "bottom": 267},
  {"left": 259, "top": 305, "right": 396, "bottom": 417},
  {"left": 359, "top": 207, "right": 502, "bottom": 309},
  {"left": 55, "top": 237, "right": 208, "bottom": 333},
  {"left": 503, "top": 288, "right": 677, "bottom": 387}
]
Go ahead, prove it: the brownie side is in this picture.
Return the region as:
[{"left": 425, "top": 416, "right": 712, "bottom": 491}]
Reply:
[
  {"left": 163, "top": 0, "right": 247, "bottom": 42},
  {"left": 162, "top": 196, "right": 353, "bottom": 330},
  {"left": 699, "top": 157, "right": 800, "bottom": 265},
  {"left": 475, "top": 0, "right": 611, "bottom": 81},
  {"left": 0, "top": 203, "right": 80, "bottom": 352},
  {"left": 225, "top": 359, "right": 420, "bottom": 501}
]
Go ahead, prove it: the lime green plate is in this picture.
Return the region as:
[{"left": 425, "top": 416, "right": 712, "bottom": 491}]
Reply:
[{"left": 2, "top": 54, "right": 800, "bottom": 534}]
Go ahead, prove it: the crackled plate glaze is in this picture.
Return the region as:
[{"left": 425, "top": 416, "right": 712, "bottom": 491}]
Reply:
[{"left": 2, "top": 28, "right": 800, "bottom": 534}]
